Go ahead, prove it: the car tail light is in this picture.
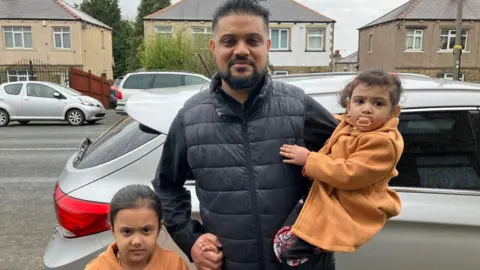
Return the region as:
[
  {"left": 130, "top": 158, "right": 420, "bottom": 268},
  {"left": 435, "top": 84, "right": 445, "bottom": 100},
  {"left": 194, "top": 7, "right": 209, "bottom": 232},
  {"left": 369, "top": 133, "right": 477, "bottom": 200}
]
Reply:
[
  {"left": 117, "top": 90, "right": 123, "bottom": 100},
  {"left": 53, "top": 183, "right": 110, "bottom": 238}
]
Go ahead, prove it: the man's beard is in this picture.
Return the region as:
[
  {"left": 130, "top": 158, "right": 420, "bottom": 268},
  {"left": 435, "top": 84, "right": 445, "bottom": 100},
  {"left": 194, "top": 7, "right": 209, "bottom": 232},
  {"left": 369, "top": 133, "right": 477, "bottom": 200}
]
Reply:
[{"left": 216, "top": 57, "right": 266, "bottom": 91}]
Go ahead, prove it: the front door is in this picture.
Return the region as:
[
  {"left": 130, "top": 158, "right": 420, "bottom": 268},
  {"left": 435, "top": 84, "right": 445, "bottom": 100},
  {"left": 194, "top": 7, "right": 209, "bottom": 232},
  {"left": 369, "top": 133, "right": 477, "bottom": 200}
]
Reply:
[{"left": 22, "top": 83, "right": 64, "bottom": 119}]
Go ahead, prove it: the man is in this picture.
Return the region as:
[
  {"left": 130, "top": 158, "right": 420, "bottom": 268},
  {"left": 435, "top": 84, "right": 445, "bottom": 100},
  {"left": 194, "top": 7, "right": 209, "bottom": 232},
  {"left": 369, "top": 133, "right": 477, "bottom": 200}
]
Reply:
[{"left": 152, "top": 0, "right": 338, "bottom": 269}]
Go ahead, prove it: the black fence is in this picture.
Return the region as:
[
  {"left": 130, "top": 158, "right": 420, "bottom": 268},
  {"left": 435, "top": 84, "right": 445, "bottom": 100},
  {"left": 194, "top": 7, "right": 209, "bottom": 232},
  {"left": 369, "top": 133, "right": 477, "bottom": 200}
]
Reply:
[{"left": 0, "top": 58, "right": 69, "bottom": 86}]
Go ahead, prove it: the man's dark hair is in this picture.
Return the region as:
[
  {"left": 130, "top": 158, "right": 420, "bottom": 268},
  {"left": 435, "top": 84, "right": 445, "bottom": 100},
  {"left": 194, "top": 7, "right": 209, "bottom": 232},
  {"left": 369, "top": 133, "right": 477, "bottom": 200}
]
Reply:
[{"left": 212, "top": 0, "right": 271, "bottom": 32}]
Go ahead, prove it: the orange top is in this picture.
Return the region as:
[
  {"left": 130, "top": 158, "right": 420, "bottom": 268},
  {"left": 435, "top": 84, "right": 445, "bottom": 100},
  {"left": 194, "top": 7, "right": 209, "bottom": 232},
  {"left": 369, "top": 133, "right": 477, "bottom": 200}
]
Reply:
[
  {"left": 85, "top": 242, "right": 189, "bottom": 270},
  {"left": 291, "top": 114, "right": 403, "bottom": 253}
]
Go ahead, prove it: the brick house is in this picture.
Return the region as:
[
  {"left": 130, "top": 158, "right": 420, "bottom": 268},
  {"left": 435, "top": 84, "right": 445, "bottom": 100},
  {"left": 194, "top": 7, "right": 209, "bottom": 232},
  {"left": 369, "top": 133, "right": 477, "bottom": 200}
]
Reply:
[
  {"left": 0, "top": 0, "right": 114, "bottom": 83},
  {"left": 334, "top": 51, "right": 358, "bottom": 72},
  {"left": 358, "top": 0, "right": 480, "bottom": 81},
  {"left": 144, "top": 0, "right": 336, "bottom": 75}
]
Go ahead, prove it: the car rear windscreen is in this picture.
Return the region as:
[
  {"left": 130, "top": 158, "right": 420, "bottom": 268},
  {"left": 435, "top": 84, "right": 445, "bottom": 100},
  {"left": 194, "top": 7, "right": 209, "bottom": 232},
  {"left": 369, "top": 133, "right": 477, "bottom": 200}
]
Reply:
[{"left": 73, "top": 116, "right": 160, "bottom": 169}]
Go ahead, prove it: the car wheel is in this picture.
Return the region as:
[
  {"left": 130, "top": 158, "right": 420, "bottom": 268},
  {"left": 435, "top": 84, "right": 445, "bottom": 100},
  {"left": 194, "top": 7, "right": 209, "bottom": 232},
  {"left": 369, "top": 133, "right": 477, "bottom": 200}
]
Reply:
[
  {"left": 0, "top": 109, "right": 10, "bottom": 127},
  {"left": 66, "top": 109, "right": 85, "bottom": 126},
  {"left": 18, "top": 121, "right": 30, "bottom": 125},
  {"left": 86, "top": 120, "right": 98, "bottom": 125}
]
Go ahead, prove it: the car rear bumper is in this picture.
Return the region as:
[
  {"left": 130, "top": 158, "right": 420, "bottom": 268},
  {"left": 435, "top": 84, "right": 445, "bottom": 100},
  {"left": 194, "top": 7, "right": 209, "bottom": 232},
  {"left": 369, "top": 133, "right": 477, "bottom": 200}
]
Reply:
[
  {"left": 43, "top": 227, "right": 112, "bottom": 270},
  {"left": 115, "top": 104, "right": 127, "bottom": 115}
]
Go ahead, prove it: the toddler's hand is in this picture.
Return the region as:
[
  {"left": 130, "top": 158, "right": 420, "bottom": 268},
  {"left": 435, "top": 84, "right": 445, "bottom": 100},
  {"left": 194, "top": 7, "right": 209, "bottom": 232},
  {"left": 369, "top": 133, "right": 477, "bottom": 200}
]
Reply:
[
  {"left": 198, "top": 239, "right": 219, "bottom": 253},
  {"left": 280, "top": 144, "right": 310, "bottom": 166}
]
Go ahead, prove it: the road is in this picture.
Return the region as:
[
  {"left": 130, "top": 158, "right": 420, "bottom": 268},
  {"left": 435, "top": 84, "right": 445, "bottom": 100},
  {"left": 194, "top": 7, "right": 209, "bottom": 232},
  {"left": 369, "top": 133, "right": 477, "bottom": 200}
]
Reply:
[{"left": 0, "top": 111, "right": 123, "bottom": 270}]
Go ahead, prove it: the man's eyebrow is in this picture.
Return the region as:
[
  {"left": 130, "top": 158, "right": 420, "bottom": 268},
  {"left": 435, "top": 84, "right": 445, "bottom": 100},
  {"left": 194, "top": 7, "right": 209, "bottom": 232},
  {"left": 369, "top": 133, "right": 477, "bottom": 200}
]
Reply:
[{"left": 219, "top": 32, "right": 263, "bottom": 38}]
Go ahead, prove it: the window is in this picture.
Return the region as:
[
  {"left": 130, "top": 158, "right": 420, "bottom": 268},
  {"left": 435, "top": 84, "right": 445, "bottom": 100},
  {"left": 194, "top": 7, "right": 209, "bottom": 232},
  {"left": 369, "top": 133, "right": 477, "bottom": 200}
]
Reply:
[
  {"left": 73, "top": 116, "right": 160, "bottom": 169},
  {"left": 307, "top": 29, "right": 324, "bottom": 50},
  {"left": 4, "top": 84, "right": 23, "bottom": 95},
  {"left": 155, "top": 26, "right": 173, "bottom": 38},
  {"left": 273, "top": 71, "right": 289, "bottom": 76},
  {"left": 406, "top": 29, "right": 423, "bottom": 50},
  {"left": 440, "top": 29, "right": 467, "bottom": 51},
  {"left": 101, "top": 30, "right": 105, "bottom": 49},
  {"left": 192, "top": 27, "right": 211, "bottom": 43},
  {"left": 437, "top": 73, "right": 465, "bottom": 81},
  {"left": 368, "top": 34, "right": 373, "bottom": 53},
  {"left": 269, "top": 29, "right": 289, "bottom": 50},
  {"left": 7, "top": 70, "right": 36, "bottom": 82},
  {"left": 184, "top": 75, "right": 209, "bottom": 86},
  {"left": 3, "top": 26, "right": 32, "bottom": 48},
  {"left": 152, "top": 74, "right": 183, "bottom": 88},
  {"left": 122, "top": 74, "right": 155, "bottom": 89},
  {"left": 391, "top": 111, "right": 480, "bottom": 191},
  {"left": 26, "top": 83, "right": 58, "bottom": 98},
  {"left": 53, "top": 27, "right": 71, "bottom": 49}
]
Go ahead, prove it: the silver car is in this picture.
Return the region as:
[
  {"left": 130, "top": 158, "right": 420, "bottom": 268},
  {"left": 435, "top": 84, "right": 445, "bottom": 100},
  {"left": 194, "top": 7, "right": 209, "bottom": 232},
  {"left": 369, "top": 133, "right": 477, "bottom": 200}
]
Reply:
[
  {"left": 0, "top": 81, "right": 106, "bottom": 126},
  {"left": 114, "top": 71, "right": 211, "bottom": 115},
  {"left": 44, "top": 73, "right": 480, "bottom": 270}
]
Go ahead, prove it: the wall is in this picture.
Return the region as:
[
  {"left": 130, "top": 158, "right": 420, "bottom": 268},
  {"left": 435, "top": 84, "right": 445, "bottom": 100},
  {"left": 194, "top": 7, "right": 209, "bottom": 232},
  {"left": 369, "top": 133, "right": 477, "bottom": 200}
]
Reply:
[
  {"left": 334, "top": 63, "right": 356, "bottom": 72},
  {"left": 82, "top": 24, "right": 114, "bottom": 79},
  {"left": 144, "top": 20, "right": 334, "bottom": 73},
  {"left": 358, "top": 22, "right": 398, "bottom": 71},
  {"left": 0, "top": 19, "right": 83, "bottom": 66}
]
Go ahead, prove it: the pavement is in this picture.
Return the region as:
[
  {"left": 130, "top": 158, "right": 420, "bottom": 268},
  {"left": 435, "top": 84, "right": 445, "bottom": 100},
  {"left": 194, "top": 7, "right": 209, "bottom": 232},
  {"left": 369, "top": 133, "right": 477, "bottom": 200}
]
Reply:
[{"left": 0, "top": 111, "right": 123, "bottom": 270}]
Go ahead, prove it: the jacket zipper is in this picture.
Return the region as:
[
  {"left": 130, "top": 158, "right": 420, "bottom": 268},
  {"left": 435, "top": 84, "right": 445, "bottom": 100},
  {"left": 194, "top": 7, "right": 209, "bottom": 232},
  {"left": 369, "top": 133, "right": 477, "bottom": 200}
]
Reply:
[{"left": 242, "top": 119, "right": 266, "bottom": 268}]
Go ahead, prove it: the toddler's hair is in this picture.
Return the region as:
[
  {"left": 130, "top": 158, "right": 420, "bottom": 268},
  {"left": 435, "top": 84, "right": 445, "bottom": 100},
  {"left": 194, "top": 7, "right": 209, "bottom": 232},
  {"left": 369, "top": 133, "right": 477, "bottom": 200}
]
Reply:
[
  {"left": 109, "top": 184, "right": 162, "bottom": 230},
  {"left": 339, "top": 69, "right": 403, "bottom": 109}
]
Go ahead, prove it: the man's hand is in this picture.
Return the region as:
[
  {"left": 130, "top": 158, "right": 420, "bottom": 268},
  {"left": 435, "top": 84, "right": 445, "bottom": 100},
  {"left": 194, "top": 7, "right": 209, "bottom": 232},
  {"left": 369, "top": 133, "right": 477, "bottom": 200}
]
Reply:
[
  {"left": 280, "top": 144, "right": 311, "bottom": 166},
  {"left": 191, "top": 233, "right": 223, "bottom": 270}
]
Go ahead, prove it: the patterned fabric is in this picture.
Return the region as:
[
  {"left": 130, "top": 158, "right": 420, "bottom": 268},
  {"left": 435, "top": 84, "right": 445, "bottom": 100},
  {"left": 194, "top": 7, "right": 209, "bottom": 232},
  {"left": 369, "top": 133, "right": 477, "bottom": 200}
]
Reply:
[{"left": 273, "top": 196, "right": 324, "bottom": 267}]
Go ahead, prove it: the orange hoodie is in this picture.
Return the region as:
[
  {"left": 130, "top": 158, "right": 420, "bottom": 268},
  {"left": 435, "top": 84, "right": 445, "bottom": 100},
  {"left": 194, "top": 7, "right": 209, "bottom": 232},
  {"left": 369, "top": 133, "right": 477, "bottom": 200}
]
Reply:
[
  {"left": 291, "top": 114, "right": 403, "bottom": 253},
  {"left": 85, "top": 242, "right": 189, "bottom": 270}
]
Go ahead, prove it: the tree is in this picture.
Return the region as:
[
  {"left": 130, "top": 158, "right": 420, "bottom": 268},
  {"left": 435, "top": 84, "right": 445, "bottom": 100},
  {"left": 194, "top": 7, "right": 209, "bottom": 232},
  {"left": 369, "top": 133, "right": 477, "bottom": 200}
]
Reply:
[
  {"left": 114, "top": 20, "right": 134, "bottom": 77},
  {"left": 127, "top": 0, "right": 171, "bottom": 71},
  {"left": 79, "top": 0, "right": 130, "bottom": 78},
  {"left": 139, "top": 32, "right": 216, "bottom": 77}
]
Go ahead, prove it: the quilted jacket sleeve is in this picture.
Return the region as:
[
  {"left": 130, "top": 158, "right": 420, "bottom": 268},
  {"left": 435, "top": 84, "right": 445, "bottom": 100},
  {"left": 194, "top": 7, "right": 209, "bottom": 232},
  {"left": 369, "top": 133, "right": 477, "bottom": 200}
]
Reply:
[{"left": 152, "top": 109, "right": 204, "bottom": 261}]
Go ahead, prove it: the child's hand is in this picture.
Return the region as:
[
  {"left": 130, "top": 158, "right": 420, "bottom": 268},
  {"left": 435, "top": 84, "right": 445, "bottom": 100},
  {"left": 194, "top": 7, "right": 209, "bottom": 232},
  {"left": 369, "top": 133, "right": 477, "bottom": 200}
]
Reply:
[
  {"left": 280, "top": 144, "right": 310, "bottom": 166},
  {"left": 198, "top": 239, "right": 219, "bottom": 253}
]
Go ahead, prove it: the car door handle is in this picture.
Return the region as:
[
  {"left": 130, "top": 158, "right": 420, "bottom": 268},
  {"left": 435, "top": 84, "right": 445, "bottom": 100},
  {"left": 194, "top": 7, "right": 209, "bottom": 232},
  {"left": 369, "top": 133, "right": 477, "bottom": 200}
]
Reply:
[{"left": 24, "top": 98, "right": 29, "bottom": 101}]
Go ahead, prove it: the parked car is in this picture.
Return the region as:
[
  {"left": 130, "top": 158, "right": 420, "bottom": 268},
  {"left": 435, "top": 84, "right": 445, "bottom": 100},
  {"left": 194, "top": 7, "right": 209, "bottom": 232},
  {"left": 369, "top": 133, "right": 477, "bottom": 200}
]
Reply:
[
  {"left": 43, "top": 73, "right": 480, "bottom": 270},
  {"left": 0, "top": 81, "right": 106, "bottom": 126},
  {"left": 109, "top": 76, "right": 124, "bottom": 109},
  {"left": 114, "top": 70, "right": 211, "bottom": 114}
]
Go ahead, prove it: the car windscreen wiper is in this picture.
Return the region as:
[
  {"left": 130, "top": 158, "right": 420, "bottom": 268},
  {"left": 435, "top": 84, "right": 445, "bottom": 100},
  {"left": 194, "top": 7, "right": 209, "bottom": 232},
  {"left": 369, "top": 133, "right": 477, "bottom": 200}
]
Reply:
[{"left": 73, "top": 138, "right": 92, "bottom": 164}]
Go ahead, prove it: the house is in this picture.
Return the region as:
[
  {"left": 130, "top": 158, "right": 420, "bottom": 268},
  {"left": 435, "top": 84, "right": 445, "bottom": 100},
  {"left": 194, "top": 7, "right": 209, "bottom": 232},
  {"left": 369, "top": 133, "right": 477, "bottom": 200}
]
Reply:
[
  {"left": 334, "top": 51, "right": 358, "bottom": 72},
  {"left": 0, "top": 0, "right": 114, "bottom": 84},
  {"left": 358, "top": 0, "right": 480, "bottom": 81},
  {"left": 143, "top": 0, "right": 336, "bottom": 75}
]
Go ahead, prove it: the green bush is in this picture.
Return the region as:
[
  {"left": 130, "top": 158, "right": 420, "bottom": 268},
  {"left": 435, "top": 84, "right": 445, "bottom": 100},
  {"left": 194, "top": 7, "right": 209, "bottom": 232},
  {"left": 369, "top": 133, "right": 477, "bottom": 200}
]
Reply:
[{"left": 139, "top": 32, "right": 216, "bottom": 78}]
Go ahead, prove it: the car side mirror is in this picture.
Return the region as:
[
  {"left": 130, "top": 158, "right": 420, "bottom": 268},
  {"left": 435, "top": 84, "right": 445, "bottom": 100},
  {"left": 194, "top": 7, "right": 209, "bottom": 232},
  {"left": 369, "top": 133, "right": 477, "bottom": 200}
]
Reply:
[{"left": 53, "top": 92, "right": 62, "bottom": 99}]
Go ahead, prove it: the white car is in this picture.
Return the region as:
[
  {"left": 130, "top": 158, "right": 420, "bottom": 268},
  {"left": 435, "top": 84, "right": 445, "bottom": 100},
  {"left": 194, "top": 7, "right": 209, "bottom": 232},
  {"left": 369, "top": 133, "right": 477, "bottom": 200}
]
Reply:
[
  {"left": 0, "top": 81, "right": 106, "bottom": 126},
  {"left": 114, "top": 71, "right": 211, "bottom": 114},
  {"left": 44, "top": 73, "right": 480, "bottom": 270}
]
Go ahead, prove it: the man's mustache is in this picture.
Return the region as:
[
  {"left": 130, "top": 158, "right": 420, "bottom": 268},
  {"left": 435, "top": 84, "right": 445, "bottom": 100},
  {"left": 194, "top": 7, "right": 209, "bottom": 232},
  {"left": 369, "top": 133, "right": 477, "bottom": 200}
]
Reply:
[{"left": 228, "top": 58, "right": 256, "bottom": 68}]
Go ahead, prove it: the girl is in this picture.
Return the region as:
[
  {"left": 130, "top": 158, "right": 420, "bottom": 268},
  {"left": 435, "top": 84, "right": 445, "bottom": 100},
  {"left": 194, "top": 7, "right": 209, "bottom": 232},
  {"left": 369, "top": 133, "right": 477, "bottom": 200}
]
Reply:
[
  {"left": 85, "top": 184, "right": 189, "bottom": 270},
  {"left": 273, "top": 69, "right": 404, "bottom": 268}
]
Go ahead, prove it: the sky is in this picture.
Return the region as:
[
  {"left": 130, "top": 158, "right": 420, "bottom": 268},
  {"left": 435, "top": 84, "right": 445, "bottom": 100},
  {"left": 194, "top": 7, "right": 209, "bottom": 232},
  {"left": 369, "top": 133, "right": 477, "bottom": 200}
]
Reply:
[{"left": 65, "top": 0, "right": 409, "bottom": 57}]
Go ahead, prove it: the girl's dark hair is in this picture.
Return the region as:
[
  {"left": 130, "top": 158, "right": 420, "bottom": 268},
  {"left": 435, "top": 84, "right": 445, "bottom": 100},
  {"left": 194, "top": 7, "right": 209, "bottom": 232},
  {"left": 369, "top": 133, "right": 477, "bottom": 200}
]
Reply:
[
  {"left": 109, "top": 184, "right": 162, "bottom": 230},
  {"left": 339, "top": 69, "right": 403, "bottom": 109}
]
